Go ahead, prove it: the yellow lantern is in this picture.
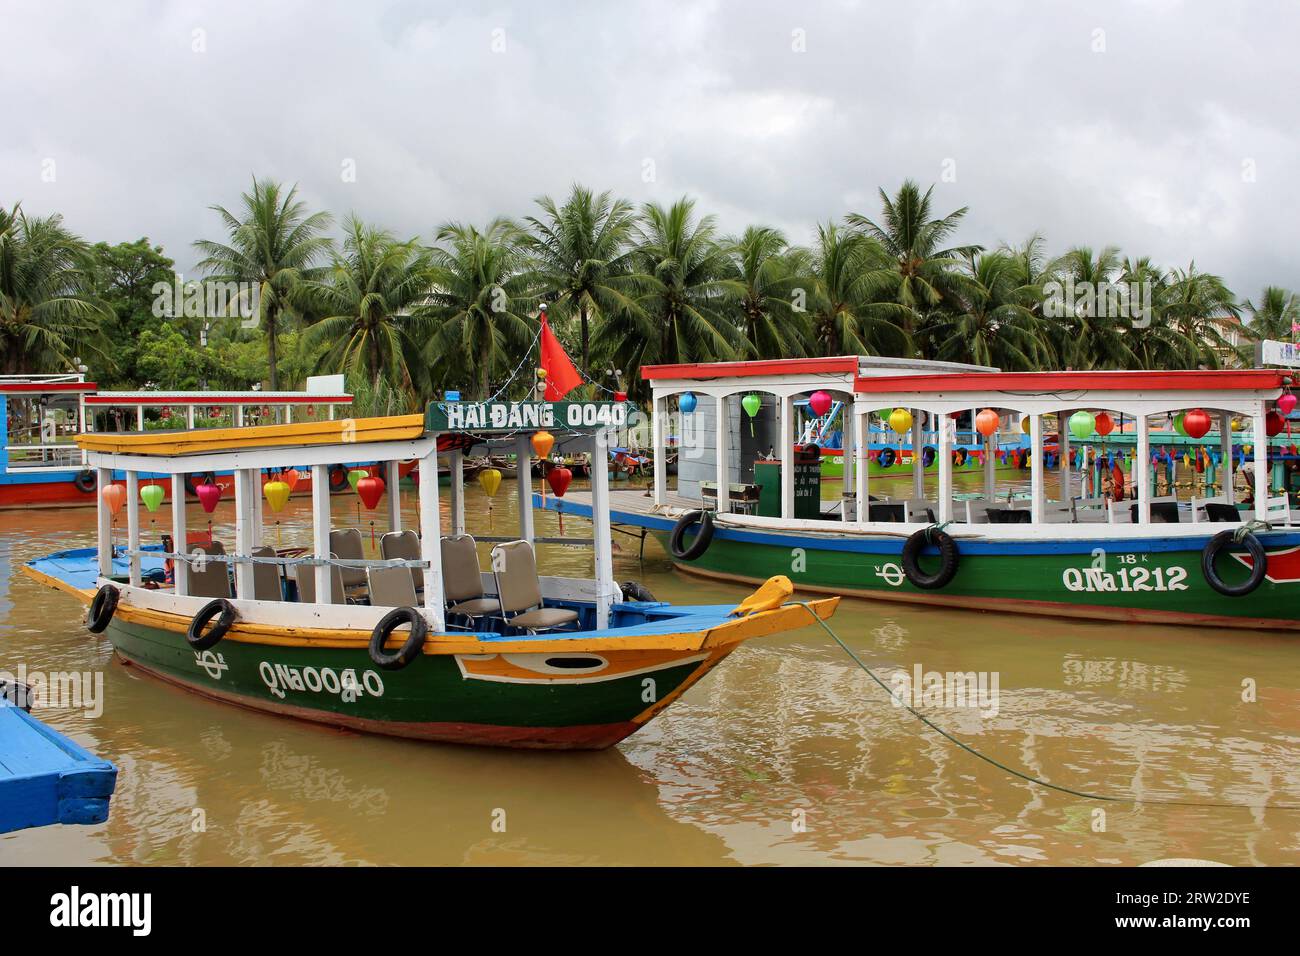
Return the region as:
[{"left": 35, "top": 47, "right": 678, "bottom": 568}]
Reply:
[
  {"left": 1021, "top": 416, "right": 1031, "bottom": 435},
  {"left": 888, "top": 408, "right": 913, "bottom": 435},
  {"left": 532, "top": 430, "right": 555, "bottom": 459},
  {"left": 477, "top": 468, "right": 503, "bottom": 498},
  {"left": 263, "top": 480, "right": 291, "bottom": 513}
]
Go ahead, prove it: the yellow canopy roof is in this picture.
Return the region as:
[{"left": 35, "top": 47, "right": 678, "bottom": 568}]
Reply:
[{"left": 76, "top": 414, "right": 425, "bottom": 456}]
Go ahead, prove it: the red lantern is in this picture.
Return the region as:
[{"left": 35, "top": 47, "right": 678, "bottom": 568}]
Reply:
[
  {"left": 1266, "top": 411, "right": 1285, "bottom": 437},
  {"left": 356, "top": 475, "right": 385, "bottom": 510},
  {"left": 975, "top": 408, "right": 1000, "bottom": 438},
  {"left": 196, "top": 482, "right": 222, "bottom": 513},
  {"left": 1278, "top": 393, "right": 1298, "bottom": 416},
  {"left": 808, "top": 390, "right": 833, "bottom": 417},
  {"left": 282, "top": 468, "right": 301, "bottom": 492},
  {"left": 261, "top": 405, "right": 270, "bottom": 417},
  {"left": 546, "top": 466, "right": 573, "bottom": 498},
  {"left": 614, "top": 391, "right": 628, "bottom": 402},
  {"left": 1182, "top": 408, "right": 1211, "bottom": 440},
  {"left": 1094, "top": 412, "right": 1115, "bottom": 436},
  {"left": 306, "top": 404, "right": 315, "bottom": 416},
  {"left": 160, "top": 406, "right": 171, "bottom": 417},
  {"left": 210, "top": 406, "right": 221, "bottom": 419}
]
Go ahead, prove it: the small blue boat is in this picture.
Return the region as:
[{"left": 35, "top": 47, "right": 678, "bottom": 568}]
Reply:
[{"left": 0, "top": 686, "right": 117, "bottom": 834}]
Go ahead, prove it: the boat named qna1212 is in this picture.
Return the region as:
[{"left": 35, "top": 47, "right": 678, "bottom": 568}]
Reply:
[{"left": 23, "top": 400, "right": 837, "bottom": 749}]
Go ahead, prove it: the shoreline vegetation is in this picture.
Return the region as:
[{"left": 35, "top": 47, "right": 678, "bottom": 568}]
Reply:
[{"left": 3, "top": 179, "right": 1297, "bottom": 415}]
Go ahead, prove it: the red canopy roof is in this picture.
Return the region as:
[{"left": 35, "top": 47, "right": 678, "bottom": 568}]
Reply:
[
  {"left": 642, "top": 357, "right": 860, "bottom": 380},
  {"left": 853, "top": 369, "right": 1291, "bottom": 394}
]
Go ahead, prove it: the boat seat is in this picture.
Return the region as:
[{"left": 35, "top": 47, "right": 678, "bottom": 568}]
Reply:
[
  {"left": 1204, "top": 502, "right": 1242, "bottom": 523},
  {"left": 250, "top": 546, "right": 283, "bottom": 601},
  {"left": 904, "top": 499, "right": 936, "bottom": 523},
  {"left": 963, "top": 500, "right": 991, "bottom": 524},
  {"left": 986, "top": 507, "right": 1031, "bottom": 524},
  {"left": 1130, "top": 501, "right": 1180, "bottom": 523},
  {"left": 490, "top": 540, "right": 579, "bottom": 633},
  {"left": 367, "top": 566, "right": 417, "bottom": 608},
  {"left": 188, "top": 541, "right": 232, "bottom": 599},
  {"left": 380, "top": 530, "right": 423, "bottom": 591},
  {"left": 441, "top": 534, "right": 500, "bottom": 618},
  {"left": 292, "top": 554, "right": 347, "bottom": 604},
  {"left": 328, "top": 528, "right": 368, "bottom": 588},
  {"left": 867, "top": 503, "right": 905, "bottom": 522}
]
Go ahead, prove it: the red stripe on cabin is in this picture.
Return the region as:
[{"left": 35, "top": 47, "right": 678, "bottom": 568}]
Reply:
[
  {"left": 641, "top": 356, "right": 861, "bottom": 380},
  {"left": 0, "top": 382, "right": 97, "bottom": 394},
  {"left": 852, "top": 369, "right": 1291, "bottom": 394}
]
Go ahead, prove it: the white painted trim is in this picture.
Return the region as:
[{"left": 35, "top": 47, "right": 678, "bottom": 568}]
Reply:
[
  {"left": 310, "top": 464, "right": 331, "bottom": 602},
  {"left": 419, "top": 439, "right": 446, "bottom": 632},
  {"left": 85, "top": 436, "right": 437, "bottom": 476},
  {"left": 652, "top": 393, "right": 667, "bottom": 508},
  {"left": 386, "top": 459, "right": 402, "bottom": 534},
  {"left": 516, "top": 434, "right": 534, "bottom": 544},
  {"left": 171, "top": 474, "right": 188, "bottom": 596},
  {"left": 125, "top": 470, "right": 141, "bottom": 586},
  {"left": 590, "top": 431, "right": 615, "bottom": 629},
  {"left": 96, "top": 467, "right": 112, "bottom": 578},
  {"left": 780, "top": 394, "right": 795, "bottom": 519}
]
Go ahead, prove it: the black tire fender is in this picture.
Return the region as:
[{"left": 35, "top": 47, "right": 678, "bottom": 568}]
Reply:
[
  {"left": 328, "top": 465, "right": 349, "bottom": 491},
  {"left": 620, "top": 580, "right": 658, "bottom": 603},
  {"left": 188, "top": 598, "right": 236, "bottom": 650},
  {"left": 901, "top": 529, "right": 960, "bottom": 590},
  {"left": 368, "top": 606, "right": 428, "bottom": 671},
  {"left": 86, "top": 584, "right": 120, "bottom": 633},
  {"left": 669, "top": 510, "right": 715, "bottom": 561},
  {"left": 74, "top": 469, "right": 97, "bottom": 493},
  {"left": 1201, "top": 530, "right": 1267, "bottom": 598}
]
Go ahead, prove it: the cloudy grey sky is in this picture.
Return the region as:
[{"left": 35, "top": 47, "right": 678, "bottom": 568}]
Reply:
[{"left": 4, "top": 0, "right": 1297, "bottom": 300}]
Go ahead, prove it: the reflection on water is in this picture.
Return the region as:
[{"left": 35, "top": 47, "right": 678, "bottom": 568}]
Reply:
[{"left": 2, "top": 479, "right": 1298, "bottom": 865}]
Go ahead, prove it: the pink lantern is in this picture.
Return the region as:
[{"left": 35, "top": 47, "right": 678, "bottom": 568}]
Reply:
[
  {"left": 196, "top": 482, "right": 222, "bottom": 513},
  {"left": 1278, "top": 393, "right": 1297, "bottom": 416},
  {"left": 808, "top": 390, "right": 833, "bottom": 417}
]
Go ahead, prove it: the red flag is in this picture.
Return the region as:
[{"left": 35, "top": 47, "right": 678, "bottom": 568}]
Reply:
[{"left": 539, "top": 310, "right": 582, "bottom": 400}]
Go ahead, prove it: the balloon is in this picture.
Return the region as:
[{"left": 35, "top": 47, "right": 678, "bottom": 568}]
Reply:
[
  {"left": 531, "top": 430, "right": 555, "bottom": 459},
  {"left": 975, "top": 408, "right": 1000, "bottom": 438},
  {"left": 888, "top": 408, "right": 913, "bottom": 435},
  {"left": 1069, "top": 410, "right": 1096, "bottom": 440},
  {"left": 809, "top": 390, "right": 833, "bottom": 417},
  {"left": 356, "top": 475, "right": 385, "bottom": 510},
  {"left": 140, "top": 483, "right": 165, "bottom": 513},
  {"left": 347, "top": 469, "right": 367, "bottom": 492},
  {"left": 263, "top": 480, "right": 291, "bottom": 513},
  {"left": 742, "top": 393, "right": 762, "bottom": 418},
  {"left": 1266, "top": 411, "right": 1285, "bottom": 437},
  {"left": 478, "top": 468, "right": 502, "bottom": 497},
  {"left": 1182, "top": 407, "right": 1211, "bottom": 440},
  {"left": 101, "top": 484, "right": 125, "bottom": 515},
  {"left": 546, "top": 466, "right": 573, "bottom": 498},
  {"left": 1278, "top": 393, "right": 1298, "bottom": 416},
  {"left": 679, "top": 392, "right": 697, "bottom": 414},
  {"left": 1173, "top": 412, "right": 1187, "bottom": 437},
  {"left": 196, "top": 482, "right": 222, "bottom": 514},
  {"left": 1094, "top": 412, "right": 1115, "bottom": 436},
  {"left": 282, "top": 468, "right": 301, "bottom": 492}
]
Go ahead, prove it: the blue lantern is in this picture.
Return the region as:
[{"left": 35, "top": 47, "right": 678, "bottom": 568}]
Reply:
[{"left": 679, "top": 392, "right": 697, "bottom": 414}]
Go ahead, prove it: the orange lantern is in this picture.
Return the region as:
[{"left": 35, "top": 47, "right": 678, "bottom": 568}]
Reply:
[
  {"left": 532, "top": 430, "right": 555, "bottom": 459},
  {"left": 101, "top": 484, "right": 126, "bottom": 515},
  {"left": 1094, "top": 412, "right": 1116, "bottom": 437},
  {"left": 975, "top": 408, "right": 1000, "bottom": 438}
]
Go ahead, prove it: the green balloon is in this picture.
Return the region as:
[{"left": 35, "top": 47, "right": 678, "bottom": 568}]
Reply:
[
  {"left": 140, "top": 483, "right": 165, "bottom": 513},
  {"left": 1068, "top": 410, "right": 1096, "bottom": 440},
  {"left": 741, "top": 393, "right": 762, "bottom": 418},
  {"left": 347, "top": 468, "right": 368, "bottom": 491},
  {"left": 1173, "top": 412, "right": 1187, "bottom": 437}
]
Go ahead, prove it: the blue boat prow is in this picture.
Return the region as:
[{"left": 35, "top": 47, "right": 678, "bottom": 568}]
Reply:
[{"left": 0, "top": 693, "right": 117, "bottom": 834}]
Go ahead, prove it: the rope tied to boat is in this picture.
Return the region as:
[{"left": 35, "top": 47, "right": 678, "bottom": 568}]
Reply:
[
  {"left": 924, "top": 521, "right": 952, "bottom": 544},
  {"left": 787, "top": 601, "right": 1300, "bottom": 812},
  {"left": 1235, "top": 519, "right": 1271, "bottom": 542}
]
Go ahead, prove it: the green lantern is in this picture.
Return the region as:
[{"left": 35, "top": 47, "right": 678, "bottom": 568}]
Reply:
[
  {"left": 1173, "top": 412, "right": 1187, "bottom": 437},
  {"left": 140, "top": 483, "right": 165, "bottom": 513},
  {"left": 741, "top": 393, "right": 761, "bottom": 436},
  {"left": 1068, "top": 410, "right": 1096, "bottom": 440},
  {"left": 347, "top": 468, "right": 368, "bottom": 492}
]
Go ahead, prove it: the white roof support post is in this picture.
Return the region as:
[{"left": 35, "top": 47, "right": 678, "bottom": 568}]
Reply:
[
  {"left": 1059, "top": 411, "right": 1072, "bottom": 502},
  {"left": 780, "top": 394, "right": 795, "bottom": 519},
  {"left": 125, "top": 470, "right": 141, "bottom": 587},
  {"left": 1136, "top": 414, "right": 1151, "bottom": 523},
  {"left": 96, "top": 467, "right": 113, "bottom": 579},
  {"left": 78, "top": 397, "right": 88, "bottom": 463},
  {"left": 386, "top": 459, "right": 402, "bottom": 533},
  {"left": 418, "top": 439, "right": 446, "bottom": 632},
  {"left": 1220, "top": 411, "right": 1235, "bottom": 504},
  {"left": 516, "top": 434, "right": 535, "bottom": 545},
  {"left": 253, "top": 471, "right": 264, "bottom": 545},
  {"left": 591, "top": 431, "right": 615, "bottom": 630},
  {"left": 983, "top": 433, "right": 996, "bottom": 501},
  {"left": 854, "top": 406, "right": 869, "bottom": 526},
  {"left": 233, "top": 468, "right": 255, "bottom": 599},
  {"left": 911, "top": 412, "right": 925, "bottom": 500},
  {"left": 187, "top": 405, "right": 195, "bottom": 429},
  {"left": 1253, "top": 401, "right": 1268, "bottom": 513},
  {"left": 652, "top": 393, "right": 667, "bottom": 508},
  {"left": 285, "top": 406, "right": 293, "bottom": 424},
  {"left": 840, "top": 403, "right": 854, "bottom": 522},
  {"left": 236, "top": 405, "right": 245, "bottom": 427},
  {"left": 171, "top": 474, "right": 188, "bottom": 597},
  {"left": 446, "top": 451, "right": 463, "bottom": 536},
  {"left": 715, "top": 396, "right": 730, "bottom": 514},
  {"left": 937, "top": 413, "right": 954, "bottom": 523},
  {"left": 136, "top": 405, "right": 145, "bottom": 431},
  {"left": 1030, "top": 415, "right": 1045, "bottom": 524},
  {"left": 310, "top": 464, "right": 332, "bottom": 602}
]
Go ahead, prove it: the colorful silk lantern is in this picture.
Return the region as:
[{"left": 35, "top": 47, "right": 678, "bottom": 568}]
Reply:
[
  {"left": 139, "top": 483, "right": 164, "bottom": 513},
  {"left": 546, "top": 466, "right": 573, "bottom": 498},
  {"left": 356, "top": 475, "right": 385, "bottom": 510},
  {"left": 531, "top": 430, "right": 555, "bottom": 459},
  {"left": 614, "top": 390, "right": 628, "bottom": 402},
  {"left": 347, "top": 469, "right": 367, "bottom": 492},
  {"left": 263, "top": 480, "right": 291, "bottom": 513},
  {"left": 975, "top": 408, "right": 999, "bottom": 438},
  {"left": 1266, "top": 411, "right": 1285, "bottom": 437},
  {"left": 1094, "top": 412, "right": 1115, "bottom": 436},
  {"left": 1173, "top": 412, "right": 1187, "bottom": 437},
  {"left": 1182, "top": 407, "right": 1211, "bottom": 440},
  {"left": 679, "top": 392, "right": 697, "bottom": 414},
  {"left": 1278, "top": 393, "right": 1298, "bottom": 416},
  {"left": 478, "top": 468, "right": 502, "bottom": 498},
  {"left": 1068, "top": 410, "right": 1095, "bottom": 440},
  {"left": 809, "top": 390, "right": 833, "bottom": 417},
  {"left": 1021, "top": 416, "right": 1030, "bottom": 435},
  {"left": 196, "top": 481, "right": 222, "bottom": 513},
  {"left": 888, "top": 408, "right": 913, "bottom": 435},
  {"left": 282, "top": 468, "right": 301, "bottom": 492},
  {"left": 101, "top": 484, "right": 125, "bottom": 515},
  {"left": 741, "top": 393, "right": 761, "bottom": 436}
]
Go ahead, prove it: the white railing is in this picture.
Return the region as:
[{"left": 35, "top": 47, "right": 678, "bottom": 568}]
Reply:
[{"left": 4, "top": 443, "right": 85, "bottom": 469}]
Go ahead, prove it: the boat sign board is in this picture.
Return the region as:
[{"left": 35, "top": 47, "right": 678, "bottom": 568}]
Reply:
[
  {"left": 426, "top": 400, "right": 630, "bottom": 434},
  {"left": 1258, "top": 339, "right": 1300, "bottom": 369}
]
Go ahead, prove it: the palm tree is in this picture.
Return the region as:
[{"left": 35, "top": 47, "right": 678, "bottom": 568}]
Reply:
[
  {"left": 719, "top": 226, "right": 812, "bottom": 360},
  {"left": 299, "top": 216, "right": 435, "bottom": 392},
  {"left": 1158, "top": 263, "right": 1241, "bottom": 368},
  {"left": 845, "top": 180, "right": 980, "bottom": 355},
  {"left": 597, "top": 198, "right": 739, "bottom": 394},
  {"left": 805, "top": 223, "right": 910, "bottom": 357},
  {"left": 926, "top": 252, "right": 1051, "bottom": 369},
  {"left": 0, "top": 203, "right": 108, "bottom": 375},
  {"left": 194, "top": 179, "right": 333, "bottom": 390},
  {"left": 1242, "top": 286, "right": 1300, "bottom": 364},
  {"left": 521, "top": 185, "right": 640, "bottom": 371},
  {"left": 423, "top": 218, "right": 537, "bottom": 398},
  {"left": 1047, "top": 246, "right": 1137, "bottom": 369}
]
